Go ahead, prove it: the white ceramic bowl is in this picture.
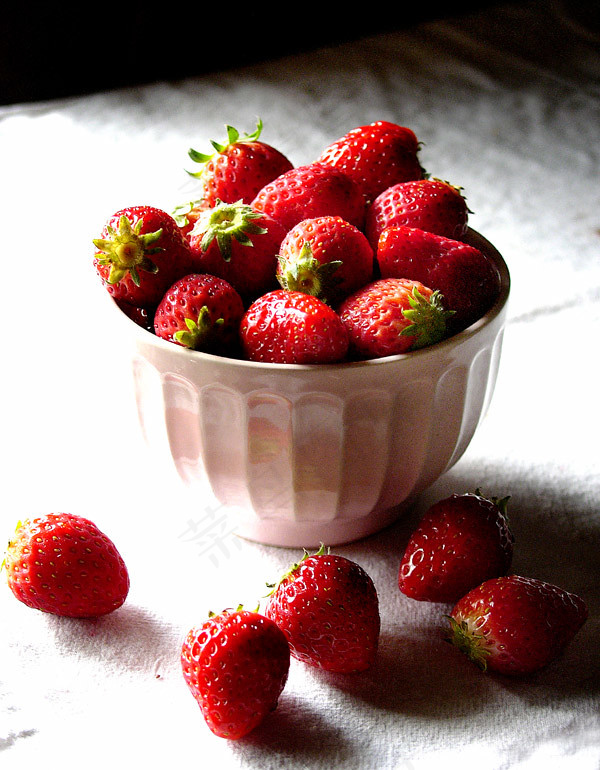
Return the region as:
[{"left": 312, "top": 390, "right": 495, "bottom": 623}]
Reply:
[{"left": 110, "top": 229, "right": 510, "bottom": 548}]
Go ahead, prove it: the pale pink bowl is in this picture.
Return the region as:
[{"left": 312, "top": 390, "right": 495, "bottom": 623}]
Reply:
[{"left": 109, "top": 229, "right": 510, "bottom": 548}]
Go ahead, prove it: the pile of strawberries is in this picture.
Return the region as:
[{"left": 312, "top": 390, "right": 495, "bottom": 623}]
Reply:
[
  {"left": 92, "top": 119, "right": 503, "bottom": 363},
  {"left": 3, "top": 491, "right": 588, "bottom": 741}
]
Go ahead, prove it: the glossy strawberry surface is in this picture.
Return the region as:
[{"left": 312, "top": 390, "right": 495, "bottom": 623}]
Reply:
[
  {"left": 448, "top": 575, "right": 588, "bottom": 675},
  {"left": 398, "top": 491, "right": 514, "bottom": 603},
  {"left": 4, "top": 513, "right": 129, "bottom": 618},
  {"left": 181, "top": 608, "right": 290, "bottom": 739},
  {"left": 265, "top": 547, "right": 380, "bottom": 673}
]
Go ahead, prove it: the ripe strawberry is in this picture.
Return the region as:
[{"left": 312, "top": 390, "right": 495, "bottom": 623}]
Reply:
[
  {"left": 276, "top": 215, "right": 374, "bottom": 304},
  {"left": 154, "top": 273, "right": 244, "bottom": 355},
  {"left": 365, "top": 178, "right": 470, "bottom": 250},
  {"left": 398, "top": 491, "right": 514, "bottom": 603},
  {"left": 181, "top": 607, "right": 290, "bottom": 739},
  {"left": 186, "top": 119, "right": 293, "bottom": 206},
  {"left": 447, "top": 575, "right": 588, "bottom": 675},
  {"left": 188, "top": 199, "right": 287, "bottom": 301},
  {"left": 3, "top": 513, "right": 129, "bottom": 618},
  {"left": 376, "top": 226, "right": 502, "bottom": 333},
  {"left": 240, "top": 290, "right": 349, "bottom": 364},
  {"left": 338, "top": 277, "right": 453, "bottom": 359},
  {"left": 93, "top": 205, "right": 195, "bottom": 308},
  {"left": 172, "top": 198, "right": 212, "bottom": 239},
  {"left": 317, "top": 120, "right": 425, "bottom": 205},
  {"left": 251, "top": 162, "right": 366, "bottom": 232},
  {"left": 264, "top": 545, "right": 380, "bottom": 673}
]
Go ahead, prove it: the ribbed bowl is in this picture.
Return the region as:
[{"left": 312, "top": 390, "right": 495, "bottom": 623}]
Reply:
[{"left": 114, "top": 229, "right": 510, "bottom": 547}]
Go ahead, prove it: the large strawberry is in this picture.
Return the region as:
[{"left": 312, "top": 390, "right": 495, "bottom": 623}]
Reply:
[
  {"left": 154, "top": 273, "right": 244, "bottom": 355},
  {"left": 186, "top": 119, "right": 294, "bottom": 206},
  {"left": 398, "top": 491, "right": 514, "bottom": 603},
  {"left": 93, "top": 205, "right": 195, "bottom": 307},
  {"left": 251, "top": 162, "right": 366, "bottom": 232},
  {"left": 3, "top": 513, "right": 129, "bottom": 618},
  {"left": 264, "top": 545, "right": 380, "bottom": 673},
  {"left": 377, "top": 226, "right": 502, "bottom": 333},
  {"left": 181, "top": 607, "right": 290, "bottom": 739},
  {"left": 317, "top": 120, "right": 425, "bottom": 205},
  {"left": 447, "top": 575, "right": 588, "bottom": 675},
  {"left": 188, "top": 199, "right": 287, "bottom": 301},
  {"left": 240, "top": 289, "right": 349, "bottom": 364},
  {"left": 365, "top": 178, "right": 470, "bottom": 249},
  {"left": 276, "top": 215, "right": 374, "bottom": 304},
  {"left": 338, "top": 277, "right": 453, "bottom": 359}
]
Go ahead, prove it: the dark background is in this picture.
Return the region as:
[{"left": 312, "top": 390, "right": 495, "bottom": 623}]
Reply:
[{"left": 1, "top": 2, "right": 504, "bottom": 105}]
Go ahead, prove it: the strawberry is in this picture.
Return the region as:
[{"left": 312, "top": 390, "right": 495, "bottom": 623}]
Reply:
[
  {"left": 93, "top": 205, "right": 195, "bottom": 308},
  {"left": 188, "top": 199, "right": 287, "bottom": 301},
  {"left": 365, "top": 178, "right": 470, "bottom": 250},
  {"left": 181, "top": 607, "right": 290, "bottom": 739},
  {"left": 276, "top": 215, "right": 374, "bottom": 304},
  {"left": 376, "top": 226, "right": 502, "bottom": 333},
  {"left": 172, "top": 198, "right": 213, "bottom": 239},
  {"left": 154, "top": 273, "right": 244, "bottom": 355},
  {"left": 264, "top": 545, "right": 380, "bottom": 673},
  {"left": 251, "top": 162, "right": 366, "bottom": 232},
  {"left": 3, "top": 513, "right": 129, "bottom": 618},
  {"left": 187, "top": 119, "right": 293, "bottom": 206},
  {"left": 338, "top": 277, "right": 453, "bottom": 359},
  {"left": 317, "top": 120, "right": 425, "bottom": 205},
  {"left": 240, "top": 289, "right": 349, "bottom": 364},
  {"left": 447, "top": 575, "right": 588, "bottom": 676},
  {"left": 398, "top": 491, "right": 514, "bottom": 603}
]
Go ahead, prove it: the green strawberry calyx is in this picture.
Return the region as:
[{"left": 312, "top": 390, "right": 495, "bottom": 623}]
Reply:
[
  {"left": 446, "top": 615, "right": 492, "bottom": 672},
  {"left": 93, "top": 215, "right": 163, "bottom": 286},
  {"left": 277, "top": 243, "right": 343, "bottom": 302},
  {"left": 187, "top": 118, "right": 264, "bottom": 177},
  {"left": 400, "top": 287, "right": 455, "bottom": 349},
  {"left": 174, "top": 306, "right": 225, "bottom": 350},
  {"left": 191, "top": 199, "right": 267, "bottom": 261}
]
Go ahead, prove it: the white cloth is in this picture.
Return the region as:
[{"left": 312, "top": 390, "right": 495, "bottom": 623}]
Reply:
[{"left": 1, "top": 1, "right": 598, "bottom": 767}]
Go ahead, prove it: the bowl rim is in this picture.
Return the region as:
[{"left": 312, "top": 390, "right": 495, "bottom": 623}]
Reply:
[{"left": 105, "top": 227, "right": 510, "bottom": 372}]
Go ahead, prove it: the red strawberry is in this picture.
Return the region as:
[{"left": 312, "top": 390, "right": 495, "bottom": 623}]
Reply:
[
  {"left": 276, "top": 215, "right": 374, "bottom": 304},
  {"left": 377, "top": 226, "right": 502, "bottom": 333},
  {"left": 188, "top": 199, "right": 287, "bottom": 301},
  {"left": 93, "top": 205, "right": 195, "bottom": 308},
  {"left": 172, "top": 198, "right": 212, "bottom": 239},
  {"left": 186, "top": 119, "right": 293, "bottom": 206},
  {"left": 398, "top": 491, "right": 514, "bottom": 603},
  {"left": 264, "top": 545, "right": 380, "bottom": 673},
  {"left": 181, "top": 607, "right": 290, "bottom": 739},
  {"left": 240, "top": 289, "right": 349, "bottom": 364},
  {"left": 154, "top": 273, "right": 244, "bottom": 355},
  {"left": 251, "top": 162, "right": 366, "bottom": 232},
  {"left": 3, "top": 513, "right": 129, "bottom": 618},
  {"left": 317, "top": 120, "right": 425, "bottom": 205},
  {"left": 448, "top": 575, "right": 588, "bottom": 675},
  {"left": 338, "top": 277, "right": 453, "bottom": 359},
  {"left": 365, "top": 178, "right": 470, "bottom": 249}
]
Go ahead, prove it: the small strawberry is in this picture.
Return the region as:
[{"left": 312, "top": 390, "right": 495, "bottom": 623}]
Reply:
[
  {"left": 264, "top": 545, "right": 380, "bottom": 673},
  {"left": 251, "top": 162, "right": 366, "bottom": 232},
  {"left": 3, "top": 513, "right": 129, "bottom": 618},
  {"left": 276, "top": 215, "right": 374, "bottom": 304},
  {"left": 317, "top": 120, "right": 425, "bottom": 204},
  {"left": 365, "top": 178, "right": 470, "bottom": 249},
  {"left": 93, "top": 205, "right": 195, "bottom": 308},
  {"left": 398, "top": 491, "right": 514, "bottom": 603},
  {"left": 447, "top": 575, "right": 588, "bottom": 675},
  {"left": 154, "top": 273, "right": 244, "bottom": 355},
  {"left": 188, "top": 199, "right": 287, "bottom": 301},
  {"left": 338, "top": 277, "right": 453, "bottom": 359},
  {"left": 187, "top": 119, "right": 294, "bottom": 206},
  {"left": 240, "top": 290, "right": 349, "bottom": 364},
  {"left": 377, "top": 226, "right": 502, "bottom": 333},
  {"left": 181, "top": 607, "right": 290, "bottom": 739}
]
